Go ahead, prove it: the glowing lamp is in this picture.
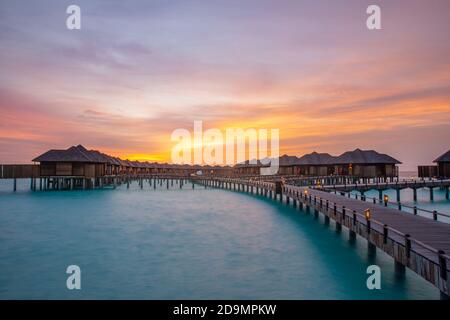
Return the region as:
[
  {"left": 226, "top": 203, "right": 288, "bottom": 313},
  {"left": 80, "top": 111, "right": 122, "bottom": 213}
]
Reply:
[
  {"left": 364, "top": 209, "right": 371, "bottom": 220},
  {"left": 384, "top": 195, "right": 389, "bottom": 202}
]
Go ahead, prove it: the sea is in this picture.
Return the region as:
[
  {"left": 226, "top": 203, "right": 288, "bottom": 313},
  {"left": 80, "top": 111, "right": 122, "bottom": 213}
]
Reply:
[{"left": 0, "top": 175, "right": 448, "bottom": 299}]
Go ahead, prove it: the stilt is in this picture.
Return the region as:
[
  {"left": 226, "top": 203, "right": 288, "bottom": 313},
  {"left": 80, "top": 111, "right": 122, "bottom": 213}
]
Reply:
[
  {"left": 13, "top": 178, "right": 17, "bottom": 192},
  {"left": 430, "top": 187, "right": 434, "bottom": 201},
  {"left": 368, "top": 242, "right": 376, "bottom": 256},
  {"left": 394, "top": 260, "right": 406, "bottom": 277},
  {"left": 349, "top": 230, "right": 356, "bottom": 243},
  {"left": 396, "top": 188, "right": 401, "bottom": 202},
  {"left": 379, "top": 189, "right": 383, "bottom": 201},
  {"left": 446, "top": 187, "right": 449, "bottom": 200},
  {"left": 413, "top": 188, "right": 417, "bottom": 201},
  {"left": 324, "top": 215, "right": 330, "bottom": 225}
]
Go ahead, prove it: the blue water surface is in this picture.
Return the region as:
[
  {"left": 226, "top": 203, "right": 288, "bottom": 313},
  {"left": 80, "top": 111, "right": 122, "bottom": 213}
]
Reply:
[{"left": 0, "top": 179, "right": 442, "bottom": 299}]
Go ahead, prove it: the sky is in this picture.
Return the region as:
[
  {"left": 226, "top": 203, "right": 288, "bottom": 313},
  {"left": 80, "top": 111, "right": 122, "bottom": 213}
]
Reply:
[{"left": 0, "top": 0, "right": 449, "bottom": 170}]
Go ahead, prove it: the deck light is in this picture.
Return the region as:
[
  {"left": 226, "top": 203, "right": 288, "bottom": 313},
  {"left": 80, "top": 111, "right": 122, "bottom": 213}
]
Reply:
[
  {"left": 304, "top": 189, "right": 308, "bottom": 195},
  {"left": 364, "top": 208, "right": 371, "bottom": 220},
  {"left": 383, "top": 194, "right": 389, "bottom": 206}
]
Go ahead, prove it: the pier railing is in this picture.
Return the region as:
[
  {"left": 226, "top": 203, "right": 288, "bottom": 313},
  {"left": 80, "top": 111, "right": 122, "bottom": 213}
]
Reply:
[
  {"left": 324, "top": 189, "right": 450, "bottom": 222},
  {"left": 282, "top": 185, "right": 449, "bottom": 294},
  {"left": 202, "top": 176, "right": 450, "bottom": 295}
]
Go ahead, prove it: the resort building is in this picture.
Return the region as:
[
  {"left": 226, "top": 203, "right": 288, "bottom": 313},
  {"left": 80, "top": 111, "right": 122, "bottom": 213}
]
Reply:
[
  {"left": 332, "top": 149, "right": 401, "bottom": 178},
  {"left": 32, "top": 145, "right": 401, "bottom": 179},
  {"left": 294, "top": 152, "right": 335, "bottom": 176},
  {"left": 434, "top": 150, "right": 450, "bottom": 178},
  {"left": 32, "top": 145, "right": 109, "bottom": 178}
]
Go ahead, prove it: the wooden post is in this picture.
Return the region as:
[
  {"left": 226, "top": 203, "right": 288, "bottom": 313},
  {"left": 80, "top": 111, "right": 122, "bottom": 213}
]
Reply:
[
  {"left": 368, "top": 243, "right": 376, "bottom": 256},
  {"left": 13, "top": 178, "right": 17, "bottom": 192},
  {"left": 383, "top": 224, "right": 388, "bottom": 244},
  {"left": 430, "top": 187, "right": 434, "bottom": 201},
  {"left": 405, "top": 234, "right": 411, "bottom": 259},
  {"left": 349, "top": 229, "right": 356, "bottom": 242},
  {"left": 413, "top": 188, "right": 417, "bottom": 201},
  {"left": 396, "top": 188, "right": 401, "bottom": 202},
  {"left": 395, "top": 260, "right": 406, "bottom": 275}
]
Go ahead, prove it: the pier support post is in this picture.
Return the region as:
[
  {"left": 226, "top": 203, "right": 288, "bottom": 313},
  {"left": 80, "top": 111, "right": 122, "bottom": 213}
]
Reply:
[
  {"left": 394, "top": 260, "right": 406, "bottom": 277},
  {"left": 324, "top": 215, "right": 330, "bottom": 225},
  {"left": 430, "top": 187, "right": 434, "bottom": 201},
  {"left": 396, "top": 188, "right": 401, "bottom": 202},
  {"left": 13, "top": 178, "right": 17, "bottom": 192},
  {"left": 368, "top": 242, "right": 376, "bottom": 256},
  {"left": 413, "top": 188, "right": 417, "bottom": 202},
  {"left": 349, "top": 230, "right": 356, "bottom": 243},
  {"left": 379, "top": 189, "right": 383, "bottom": 201},
  {"left": 446, "top": 187, "right": 449, "bottom": 200}
]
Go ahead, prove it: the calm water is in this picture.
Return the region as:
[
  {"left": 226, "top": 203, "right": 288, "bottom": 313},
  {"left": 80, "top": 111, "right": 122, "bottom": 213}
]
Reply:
[{"left": 0, "top": 179, "right": 443, "bottom": 299}]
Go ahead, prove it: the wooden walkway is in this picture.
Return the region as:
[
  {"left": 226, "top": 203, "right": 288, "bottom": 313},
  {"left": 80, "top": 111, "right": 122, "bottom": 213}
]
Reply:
[
  {"left": 198, "top": 178, "right": 450, "bottom": 298},
  {"left": 289, "top": 186, "right": 450, "bottom": 254}
]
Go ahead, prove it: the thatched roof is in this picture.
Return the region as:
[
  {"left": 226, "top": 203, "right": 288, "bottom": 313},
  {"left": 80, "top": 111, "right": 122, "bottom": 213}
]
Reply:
[
  {"left": 279, "top": 154, "right": 300, "bottom": 166},
  {"left": 333, "top": 149, "right": 401, "bottom": 164},
  {"left": 33, "top": 145, "right": 402, "bottom": 168},
  {"left": 297, "top": 152, "right": 335, "bottom": 165},
  {"left": 33, "top": 145, "right": 94, "bottom": 162},
  {"left": 434, "top": 150, "right": 450, "bottom": 163},
  {"left": 33, "top": 145, "right": 125, "bottom": 165}
]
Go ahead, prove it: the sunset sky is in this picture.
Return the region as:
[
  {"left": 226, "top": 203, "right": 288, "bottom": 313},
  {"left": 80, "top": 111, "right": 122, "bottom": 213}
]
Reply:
[{"left": 0, "top": 0, "right": 449, "bottom": 170}]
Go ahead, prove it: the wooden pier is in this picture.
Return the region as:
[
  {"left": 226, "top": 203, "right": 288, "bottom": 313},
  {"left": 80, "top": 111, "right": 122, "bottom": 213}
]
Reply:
[{"left": 197, "top": 177, "right": 450, "bottom": 299}]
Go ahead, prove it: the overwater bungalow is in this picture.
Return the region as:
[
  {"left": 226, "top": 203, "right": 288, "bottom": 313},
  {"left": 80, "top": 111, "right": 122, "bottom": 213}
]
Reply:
[
  {"left": 278, "top": 155, "right": 301, "bottom": 175},
  {"left": 332, "top": 149, "right": 401, "bottom": 178},
  {"left": 294, "top": 152, "right": 335, "bottom": 176},
  {"left": 32, "top": 145, "right": 106, "bottom": 178},
  {"left": 434, "top": 150, "right": 450, "bottom": 178}
]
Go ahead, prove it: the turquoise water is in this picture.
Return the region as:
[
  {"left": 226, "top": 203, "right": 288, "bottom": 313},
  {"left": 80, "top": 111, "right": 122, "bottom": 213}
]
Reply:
[{"left": 0, "top": 179, "right": 441, "bottom": 299}]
